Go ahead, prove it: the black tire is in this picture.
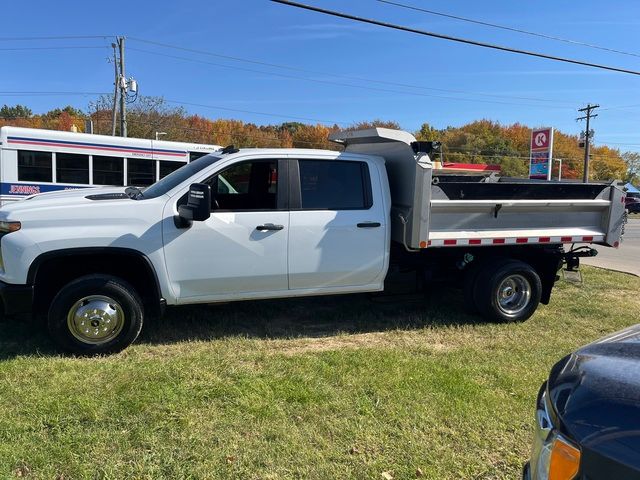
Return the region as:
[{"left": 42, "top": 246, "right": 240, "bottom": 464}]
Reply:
[
  {"left": 462, "top": 257, "right": 502, "bottom": 314},
  {"left": 47, "top": 274, "right": 144, "bottom": 355},
  {"left": 472, "top": 259, "right": 541, "bottom": 323}
]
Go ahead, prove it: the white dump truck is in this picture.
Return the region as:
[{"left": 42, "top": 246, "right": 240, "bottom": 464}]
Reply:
[{"left": 0, "top": 128, "right": 626, "bottom": 354}]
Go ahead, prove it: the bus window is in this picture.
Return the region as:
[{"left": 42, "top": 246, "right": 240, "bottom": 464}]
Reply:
[
  {"left": 160, "top": 160, "right": 185, "bottom": 179},
  {"left": 93, "top": 156, "right": 124, "bottom": 186},
  {"left": 189, "top": 151, "right": 208, "bottom": 162},
  {"left": 18, "top": 150, "right": 53, "bottom": 182},
  {"left": 57, "top": 153, "right": 89, "bottom": 184},
  {"left": 127, "top": 158, "right": 156, "bottom": 186}
]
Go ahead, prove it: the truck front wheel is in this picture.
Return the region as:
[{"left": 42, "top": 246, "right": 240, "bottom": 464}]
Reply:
[
  {"left": 473, "top": 260, "right": 541, "bottom": 323},
  {"left": 47, "top": 274, "right": 144, "bottom": 355}
]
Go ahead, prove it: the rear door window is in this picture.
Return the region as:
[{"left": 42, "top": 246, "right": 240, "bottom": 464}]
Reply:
[{"left": 298, "top": 160, "right": 371, "bottom": 210}]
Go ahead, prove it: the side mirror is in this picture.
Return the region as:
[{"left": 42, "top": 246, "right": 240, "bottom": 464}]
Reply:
[{"left": 174, "top": 183, "right": 211, "bottom": 228}]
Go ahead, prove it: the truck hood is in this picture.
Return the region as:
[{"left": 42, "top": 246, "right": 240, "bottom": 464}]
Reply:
[
  {"left": 548, "top": 324, "right": 640, "bottom": 470},
  {"left": 0, "top": 187, "right": 134, "bottom": 215}
]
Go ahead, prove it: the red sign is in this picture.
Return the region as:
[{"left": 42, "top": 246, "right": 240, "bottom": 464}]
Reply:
[{"left": 531, "top": 128, "right": 552, "bottom": 150}]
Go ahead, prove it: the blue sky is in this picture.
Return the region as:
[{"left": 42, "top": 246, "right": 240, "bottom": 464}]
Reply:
[{"left": 1, "top": 0, "right": 639, "bottom": 151}]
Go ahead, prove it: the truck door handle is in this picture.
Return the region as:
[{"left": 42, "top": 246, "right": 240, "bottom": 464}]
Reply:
[
  {"left": 256, "top": 224, "right": 284, "bottom": 231},
  {"left": 357, "top": 222, "right": 381, "bottom": 228}
]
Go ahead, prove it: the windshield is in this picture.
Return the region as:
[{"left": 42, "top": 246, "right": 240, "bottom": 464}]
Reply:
[{"left": 141, "top": 154, "right": 222, "bottom": 199}]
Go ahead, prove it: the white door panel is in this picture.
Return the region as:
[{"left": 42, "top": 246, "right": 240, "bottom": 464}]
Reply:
[
  {"left": 288, "top": 158, "right": 387, "bottom": 290},
  {"left": 288, "top": 210, "right": 386, "bottom": 289},
  {"left": 163, "top": 211, "right": 289, "bottom": 299}
]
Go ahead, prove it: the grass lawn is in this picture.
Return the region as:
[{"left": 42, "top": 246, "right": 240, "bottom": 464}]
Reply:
[{"left": 0, "top": 266, "right": 638, "bottom": 479}]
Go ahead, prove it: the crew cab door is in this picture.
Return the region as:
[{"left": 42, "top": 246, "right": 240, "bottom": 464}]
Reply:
[
  {"left": 163, "top": 158, "right": 289, "bottom": 301},
  {"left": 288, "top": 158, "right": 388, "bottom": 291}
]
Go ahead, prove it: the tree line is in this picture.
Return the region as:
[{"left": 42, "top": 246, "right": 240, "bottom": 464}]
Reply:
[{"left": 0, "top": 97, "right": 636, "bottom": 184}]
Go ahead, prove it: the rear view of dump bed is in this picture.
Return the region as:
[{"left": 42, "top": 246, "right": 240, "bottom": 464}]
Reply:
[{"left": 330, "top": 128, "right": 626, "bottom": 250}]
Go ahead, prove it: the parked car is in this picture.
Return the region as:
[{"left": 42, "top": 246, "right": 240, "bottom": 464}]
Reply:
[
  {"left": 523, "top": 324, "right": 640, "bottom": 479},
  {"left": 626, "top": 192, "right": 640, "bottom": 214}
]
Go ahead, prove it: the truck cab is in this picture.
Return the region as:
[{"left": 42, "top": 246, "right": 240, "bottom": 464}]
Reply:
[{"left": 0, "top": 146, "right": 390, "bottom": 354}]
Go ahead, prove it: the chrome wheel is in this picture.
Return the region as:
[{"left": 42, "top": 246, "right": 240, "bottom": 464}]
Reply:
[
  {"left": 66, "top": 295, "right": 125, "bottom": 345},
  {"left": 496, "top": 274, "right": 531, "bottom": 316}
]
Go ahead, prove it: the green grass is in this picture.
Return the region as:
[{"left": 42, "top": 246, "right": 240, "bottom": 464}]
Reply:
[{"left": 0, "top": 266, "right": 638, "bottom": 479}]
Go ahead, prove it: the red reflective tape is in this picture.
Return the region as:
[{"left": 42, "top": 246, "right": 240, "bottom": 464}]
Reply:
[
  {"left": 516, "top": 237, "right": 528, "bottom": 244},
  {"left": 561, "top": 236, "right": 573, "bottom": 242},
  {"left": 492, "top": 238, "right": 506, "bottom": 244},
  {"left": 468, "top": 239, "right": 482, "bottom": 245},
  {"left": 538, "top": 237, "right": 551, "bottom": 243},
  {"left": 582, "top": 236, "right": 594, "bottom": 242},
  {"left": 443, "top": 239, "right": 457, "bottom": 246}
]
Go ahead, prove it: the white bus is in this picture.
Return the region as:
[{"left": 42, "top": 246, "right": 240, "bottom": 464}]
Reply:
[{"left": 0, "top": 126, "right": 222, "bottom": 203}]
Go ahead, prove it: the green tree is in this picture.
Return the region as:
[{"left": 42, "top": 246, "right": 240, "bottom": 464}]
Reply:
[
  {"left": 415, "top": 123, "right": 439, "bottom": 141},
  {"left": 0, "top": 104, "right": 32, "bottom": 119},
  {"left": 622, "top": 152, "right": 640, "bottom": 185}
]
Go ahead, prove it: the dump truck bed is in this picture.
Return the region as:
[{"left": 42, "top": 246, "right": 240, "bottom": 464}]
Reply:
[{"left": 330, "top": 128, "right": 626, "bottom": 251}]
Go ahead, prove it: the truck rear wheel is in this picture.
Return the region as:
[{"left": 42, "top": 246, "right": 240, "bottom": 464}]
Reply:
[
  {"left": 473, "top": 259, "right": 541, "bottom": 323},
  {"left": 47, "top": 274, "right": 144, "bottom": 355}
]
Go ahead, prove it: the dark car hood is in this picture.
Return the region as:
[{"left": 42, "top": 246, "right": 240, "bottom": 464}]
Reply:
[{"left": 548, "top": 324, "right": 640, "bottom": 470}]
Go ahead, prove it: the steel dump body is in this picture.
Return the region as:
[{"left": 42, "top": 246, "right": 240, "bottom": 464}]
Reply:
[{"left": 330, "top": 128, "right": 626, "bottom": 250}]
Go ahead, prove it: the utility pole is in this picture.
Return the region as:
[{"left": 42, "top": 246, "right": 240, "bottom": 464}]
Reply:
[
  {"left": 117, "top": 36, "right": 127, "bottom": 137},
  {"left": 110, "top": 42, "right": 119, "bottom": 136},
  {"left": 577, "top": 104, "right": 599, "bottom": 183}
]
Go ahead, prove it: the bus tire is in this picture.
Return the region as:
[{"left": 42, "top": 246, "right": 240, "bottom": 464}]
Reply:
[
  {"left": 473, "top": 259, "right": 541, "bottom": 323},
  {"left": 47, "top": 274, "right": 144, "bottom": 355}
]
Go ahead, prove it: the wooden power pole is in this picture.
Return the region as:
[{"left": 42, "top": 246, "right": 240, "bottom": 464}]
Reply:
[{"left": 577, "top": 104, "right": 599, "bottom": 183}]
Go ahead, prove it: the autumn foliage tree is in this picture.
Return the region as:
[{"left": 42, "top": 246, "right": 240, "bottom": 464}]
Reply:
[
  {"left": 0, "top": 98, "right": 632, "bottom": 182},
  {"left": 416, "top": 119, "right": 628, "bottom": 180}
]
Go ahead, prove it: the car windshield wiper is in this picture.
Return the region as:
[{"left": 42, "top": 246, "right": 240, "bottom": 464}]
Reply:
[{"left": 124, "top": 186, "right": 144, "bottom": 200}]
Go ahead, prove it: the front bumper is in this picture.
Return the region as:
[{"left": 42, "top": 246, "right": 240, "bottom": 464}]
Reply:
[{"left": 0, "top": 280, "right": 33, "bottom": 316}]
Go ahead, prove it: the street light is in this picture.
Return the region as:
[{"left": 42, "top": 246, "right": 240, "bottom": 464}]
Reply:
[
  {"left": 554, "top": 158, "right": 563, "bottom": 181},
  {"left": 155, "top": 131, "right": 167, "bottom": 141}
]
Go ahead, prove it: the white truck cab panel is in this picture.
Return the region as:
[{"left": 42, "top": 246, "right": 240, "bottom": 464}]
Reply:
[
  {"left": 160, "top": 150, "right": 390, "bottom": 303},
  {"left": 287, "top": 154, "right": 390, "bottom": 291}
]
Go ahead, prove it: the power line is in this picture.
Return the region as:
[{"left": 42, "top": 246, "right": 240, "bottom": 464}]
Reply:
[
  {"left": 271, "top": 0, "right": 640, "bottom": 76},
  {"left": 0, "top": 35, "right": 114, "bottom": 41},
  {"left": 599, "top": 103, "right": 640, "bottom": 112},
  {"left": 127, "top": 37, "right": 574, "bottom": 106},
  {"left": 376, "top": 0, "right": 640, "bottom": 59},
  {"left": 129, "top": 47, "right": 573, "bottom": 110},
  {"left": 0, "top": 46, "right": 109, "bottom": 51},
  {"left": 0, "top": 91, "right": 109, "bottom": 96},
  {"left": 163, "top": 98, "right": 351, "bottom": 125}
]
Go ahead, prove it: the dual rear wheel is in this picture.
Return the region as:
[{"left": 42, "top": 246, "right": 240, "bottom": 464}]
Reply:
[{"left": 464, "top": 259, "right": 542, "bottom": 323}]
